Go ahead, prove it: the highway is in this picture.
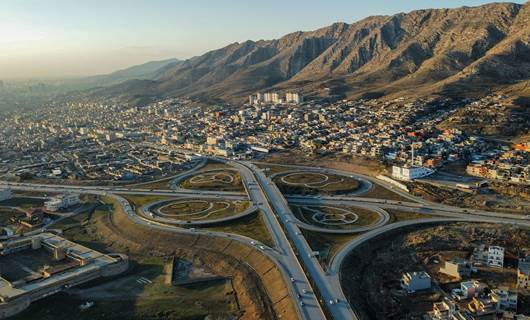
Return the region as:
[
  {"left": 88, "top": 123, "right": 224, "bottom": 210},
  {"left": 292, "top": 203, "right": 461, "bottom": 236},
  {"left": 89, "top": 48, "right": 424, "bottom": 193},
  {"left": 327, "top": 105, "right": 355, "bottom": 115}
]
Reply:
[{"left": 4, "top": 158, "right": 530, "bottom": 320}]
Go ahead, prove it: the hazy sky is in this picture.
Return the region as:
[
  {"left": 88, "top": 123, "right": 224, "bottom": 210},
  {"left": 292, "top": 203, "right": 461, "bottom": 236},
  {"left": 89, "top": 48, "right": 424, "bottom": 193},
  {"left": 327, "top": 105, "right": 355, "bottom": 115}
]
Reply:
[{"left": 0, "top": 0, "right": 525, "bottom": 79}]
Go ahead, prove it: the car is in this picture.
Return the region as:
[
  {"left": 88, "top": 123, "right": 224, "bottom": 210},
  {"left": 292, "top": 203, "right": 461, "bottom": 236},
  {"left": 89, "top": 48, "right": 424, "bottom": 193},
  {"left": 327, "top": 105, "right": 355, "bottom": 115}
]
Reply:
[
  {"left": 302, "top": 289, "right": 308, "bottom": 294},
  {"left": 250, "top": 241, "right": 257, "bottom": 245},
  {"left": 299, "top": 301, "right": 304, "bottom": 306},
  {"left": 329, "top": 300, "right": 334, "bottom": 305},
  {"left": 258, "top": 245, "right": 266, "bottom": 250},
  {"left": 290, "top": 277, "right": 295, "bottom": 282}
]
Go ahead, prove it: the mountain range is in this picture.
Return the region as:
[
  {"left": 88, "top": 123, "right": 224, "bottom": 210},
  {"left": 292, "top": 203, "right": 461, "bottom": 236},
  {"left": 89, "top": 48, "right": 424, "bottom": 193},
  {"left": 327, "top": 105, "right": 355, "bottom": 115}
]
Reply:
[{"left": 86, "top": 2, "right": 530, "bottom": 104}]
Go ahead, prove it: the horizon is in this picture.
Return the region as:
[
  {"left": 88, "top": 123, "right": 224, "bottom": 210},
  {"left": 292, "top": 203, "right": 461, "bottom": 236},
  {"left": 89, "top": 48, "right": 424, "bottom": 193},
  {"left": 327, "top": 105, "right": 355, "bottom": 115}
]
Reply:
[{"left": 1, "top": 0, "right": 526, "bottom": 80}]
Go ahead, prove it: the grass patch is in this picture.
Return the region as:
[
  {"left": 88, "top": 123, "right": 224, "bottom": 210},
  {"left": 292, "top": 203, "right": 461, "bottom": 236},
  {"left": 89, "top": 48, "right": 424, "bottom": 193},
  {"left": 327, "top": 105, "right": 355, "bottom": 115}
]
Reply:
[
  {"left": 122, "top": 195, "right": 175, "bottom": 209},
  {"left": 204, "top": 212, "right": 274, "bottom": 247},
  {"left": 158, "top": 200, "right": 252, "bottom": 221},
  {"left": 274, "top": 172, "right": 360, "bottom": 195},
  {"left": 387, "top": 209, "right": 431, "bottom": 223},
  {"left": 0, "top": 197, "right": 45, "bottom": 209},
  {"left": 301, "top": 229, "right": 360, "bottom": 269},
  {"left": 291, "top": 205, "right": 381, "bottom": 230},
  {"left": 359, "top": 184, "right": 411, "bottom": 202},
  {"left": 180, "top": 170, "right": 245, "bottom": 192}
]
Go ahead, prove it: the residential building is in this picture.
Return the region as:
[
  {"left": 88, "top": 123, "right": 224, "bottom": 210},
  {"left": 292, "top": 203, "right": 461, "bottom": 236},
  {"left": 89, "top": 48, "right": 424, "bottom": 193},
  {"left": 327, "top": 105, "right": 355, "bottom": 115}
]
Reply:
[
  {"left": 392, "top": 165, "right": 435, "bottom": 181},
  {"left": 517, "top": 256, "right": 530, "bottom": 289},
  {"left": 491, "top": 287, "right": 518, "bottom": 312},
  {"left": 488, "top": 246, "right": 505, "bottom": 268},
  {"left": 401, "top": 271, "right": 431, "bottom": 292},
  {"left": 45, "top": 194, "right": 80, "bottom": 211},
  {"left": 440, "top": 259, "right": 473, "bottom": 279}
]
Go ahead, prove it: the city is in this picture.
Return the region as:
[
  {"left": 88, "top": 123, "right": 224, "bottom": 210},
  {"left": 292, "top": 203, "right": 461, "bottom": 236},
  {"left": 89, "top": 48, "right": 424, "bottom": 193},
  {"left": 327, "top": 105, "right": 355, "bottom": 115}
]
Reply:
[{"left": 1, "top": 1, "right": 530, "bottom": 320}]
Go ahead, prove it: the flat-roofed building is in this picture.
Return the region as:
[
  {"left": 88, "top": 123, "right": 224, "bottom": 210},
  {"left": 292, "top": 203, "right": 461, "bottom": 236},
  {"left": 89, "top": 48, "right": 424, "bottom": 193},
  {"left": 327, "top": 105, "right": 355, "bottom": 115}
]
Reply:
[
  {"left": 44, "top": 194, "right": 80, "bottom": 212},
  {"left": 401, "top": 271, "right": 431, "bottom": 292},
  {"left": 0, "top": 232, "right": 128, "bottom": 319},
  {"left": 518, "top": 256, "right": 530, "bottom": 289}
]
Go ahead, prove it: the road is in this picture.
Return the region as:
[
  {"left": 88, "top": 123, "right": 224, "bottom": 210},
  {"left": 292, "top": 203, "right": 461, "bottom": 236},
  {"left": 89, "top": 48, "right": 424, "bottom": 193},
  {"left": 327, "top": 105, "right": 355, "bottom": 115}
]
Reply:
[{"left": 4, "top": 158, "right": 530, "bottom": 320}]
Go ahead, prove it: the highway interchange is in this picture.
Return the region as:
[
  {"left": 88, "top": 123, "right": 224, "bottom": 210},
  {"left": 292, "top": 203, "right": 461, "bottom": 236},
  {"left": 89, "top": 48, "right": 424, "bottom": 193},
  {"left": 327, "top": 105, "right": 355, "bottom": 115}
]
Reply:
[{"left": 2, "top": 157, "right": 530, "bottom": 320}]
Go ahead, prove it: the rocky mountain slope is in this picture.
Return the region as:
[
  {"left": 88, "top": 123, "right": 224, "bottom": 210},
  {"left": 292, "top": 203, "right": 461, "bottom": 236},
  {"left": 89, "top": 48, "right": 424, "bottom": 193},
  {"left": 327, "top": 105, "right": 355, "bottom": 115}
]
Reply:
[{"left": 91, "top": 2, "right": 530, "bottom": 104}]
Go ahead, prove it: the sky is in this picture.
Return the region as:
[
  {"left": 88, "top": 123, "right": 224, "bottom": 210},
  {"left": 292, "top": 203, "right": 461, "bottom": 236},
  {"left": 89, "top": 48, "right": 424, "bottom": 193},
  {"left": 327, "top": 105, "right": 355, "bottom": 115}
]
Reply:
[{"left": 0, "top": 0, "right": 526, "bottom": 79}]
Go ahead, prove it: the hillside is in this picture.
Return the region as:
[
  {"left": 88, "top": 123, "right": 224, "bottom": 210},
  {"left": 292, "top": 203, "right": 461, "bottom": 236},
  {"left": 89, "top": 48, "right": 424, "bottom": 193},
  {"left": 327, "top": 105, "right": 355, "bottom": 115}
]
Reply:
[{"left": 89, "top": 2, "right": 530, "bottom": 104}]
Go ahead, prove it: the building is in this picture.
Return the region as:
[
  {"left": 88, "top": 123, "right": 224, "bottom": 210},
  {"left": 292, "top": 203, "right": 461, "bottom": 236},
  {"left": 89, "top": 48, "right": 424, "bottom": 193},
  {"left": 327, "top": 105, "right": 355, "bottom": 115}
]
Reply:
[
  {"left": 517, "top": 256, "right": 530, "bottom": 289},
  {"left": 0, "top": 232, "right": 128, "bottom": 319},
  {"left": 392, "top": 165, "right": 435, "bottom": 181},
  {"left": 431, "top": 298, "right": 457, "bottom": 319},
  {"left": 0, "top": 188, "right": 11, "bottom": 202},
  {"left": 44, "top": 194, "right": 80, "bottom": 212},
  {"left": 460, "top": 280, "right": 486, "bottom": 299},
  {"left": 491, "top": 287, "right": 518, "bottom": 312},
  {"left": 285, "top": 92, "right": 303, "bottom": 104},
  {"left": 439, "top": 259, "right": 473, "bottom": 279},
  {"left": 487, "top": 246, "right": 505, "bottom": 268},
  {"left": 468, "top": 296, "right": 497, "bottom": 316},
  {"left": 401, "top": 271, "right": 431, "bottom": 292}
]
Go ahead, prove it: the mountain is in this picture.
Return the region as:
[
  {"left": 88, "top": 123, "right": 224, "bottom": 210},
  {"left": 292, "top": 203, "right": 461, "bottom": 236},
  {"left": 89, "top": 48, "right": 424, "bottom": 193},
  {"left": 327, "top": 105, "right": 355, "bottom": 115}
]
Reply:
[
  {"left": 78, "top": 58, "right": 180, "bottom": 88},
  {"left": 90, "top": 2, "right": 530, "bottom": 104}
]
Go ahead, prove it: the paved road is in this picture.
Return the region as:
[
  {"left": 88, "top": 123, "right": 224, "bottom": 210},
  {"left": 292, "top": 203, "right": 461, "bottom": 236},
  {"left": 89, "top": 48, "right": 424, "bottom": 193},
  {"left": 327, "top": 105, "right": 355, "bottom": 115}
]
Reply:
[
  {"left": 229, "top": 160, "right": 327, "bottom": 320},
  {"left": 237, "top": 161, "right": 355, "bottom": 320},
  {"left": 5, "top": 159, "right": 530, "bottom": 320}
]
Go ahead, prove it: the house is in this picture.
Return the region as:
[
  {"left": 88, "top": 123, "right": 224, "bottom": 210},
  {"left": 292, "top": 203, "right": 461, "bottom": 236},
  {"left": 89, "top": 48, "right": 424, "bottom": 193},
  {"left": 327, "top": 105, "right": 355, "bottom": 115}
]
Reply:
[
  {"left": 468, "top": 296, "right": 496, "bottom": 316},
  {"left": 431, "top": 299, "right": 456, "bottom": 319},
  {"left": 488, "top": 246, "right": 505, "bottom": 268},
  {"left": 401, "top": 271, "right": 431, "bottom": 292},
  {"left": 460, "top": 280, "right": 486, "bottom": 299},
  {"left": 491, "top": 287, "right": 518, "bottom": 312},
  {"left": 440, "top": 259, "right": 473, "bottom": 279},
  {"left": 517, "top": 256, "right": 530, "bottom": 289},
  {"left": 472, "top": 244, "right": 488, "bottom": 264}
]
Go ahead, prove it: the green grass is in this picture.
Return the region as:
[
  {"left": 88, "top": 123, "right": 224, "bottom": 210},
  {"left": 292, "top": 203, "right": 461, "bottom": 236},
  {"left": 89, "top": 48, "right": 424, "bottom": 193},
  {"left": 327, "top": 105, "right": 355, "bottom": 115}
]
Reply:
[
  {"left": 158, "top": 200, "right": 252, "bottom": 221},
  {"left": 387, "top": 209, "right": 431, "bottom": 223},
  {"left": 9, "top": 203, "right": 240, "bottom": 320},
  {"left": 180, "top": 170, "right": 245, "bottom": 192},
  {"left": 204, "top": 212, "right": 274, "bottom": 247},
  {"left": 0, "top": 197, "right": 45, "bottom": 208},
  {"left": 301, "top": 229, "right": 360, "bottom": 269},
  {"left": 291, "top": 205, "right": 381, "bottom": 230},
  {"left": 359, "top": 184, "right": 411, "bottom": 202},
  {"left": 122, "top": 195, "right": 174, "bottom": 209}
]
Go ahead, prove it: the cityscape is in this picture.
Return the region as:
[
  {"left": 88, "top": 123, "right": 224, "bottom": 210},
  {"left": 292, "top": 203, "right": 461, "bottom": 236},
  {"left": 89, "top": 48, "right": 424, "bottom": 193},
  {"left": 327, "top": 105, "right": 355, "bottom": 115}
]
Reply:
[{"left": 1, "top": 1, "right": 530, "bottom": 320}]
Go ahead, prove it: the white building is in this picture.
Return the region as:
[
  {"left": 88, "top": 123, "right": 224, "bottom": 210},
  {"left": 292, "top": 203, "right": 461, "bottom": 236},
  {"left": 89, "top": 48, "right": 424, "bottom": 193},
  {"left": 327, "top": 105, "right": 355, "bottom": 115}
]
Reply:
[
  {"left": 0, "top": 188, "right": 12, "bottom": 202},
  {"left": 392, "top": 165, "right": 435, "bottom": 181},
  {"left": 401, "top": 271, "right": 431, "bottom": 292},
  {"left": 487, "top": 246, "right": 505, "bottom": 268},
  {"left": 285, "top": 92, "right": 303, "bottom": 104},
  {"left": 45, "top": 194, "right": 81, "bottom": 211}
]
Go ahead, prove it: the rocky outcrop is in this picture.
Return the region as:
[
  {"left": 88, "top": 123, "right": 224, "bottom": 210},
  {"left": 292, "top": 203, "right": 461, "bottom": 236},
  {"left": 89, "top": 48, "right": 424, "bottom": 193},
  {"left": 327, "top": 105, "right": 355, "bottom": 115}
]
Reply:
[{"left": 91, "top": 2, "right": 530, "bottom": 103}]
